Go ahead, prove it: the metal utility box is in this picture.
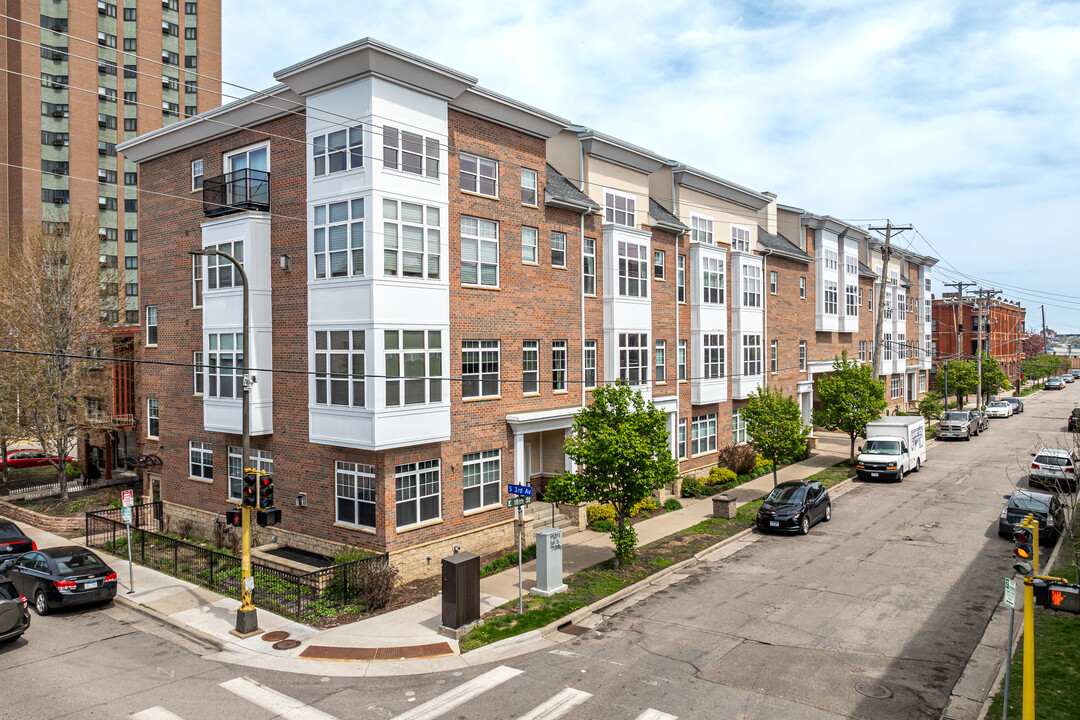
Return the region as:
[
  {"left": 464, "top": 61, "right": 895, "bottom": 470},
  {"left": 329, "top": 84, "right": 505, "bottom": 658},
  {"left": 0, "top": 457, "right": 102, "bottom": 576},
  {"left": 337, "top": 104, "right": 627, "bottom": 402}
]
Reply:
[
  {"left": 441, "top": 551, "right": 480, "bottom": 629},
  {"left": 532, "top": 528, "right": 568, "bottom": 596}
]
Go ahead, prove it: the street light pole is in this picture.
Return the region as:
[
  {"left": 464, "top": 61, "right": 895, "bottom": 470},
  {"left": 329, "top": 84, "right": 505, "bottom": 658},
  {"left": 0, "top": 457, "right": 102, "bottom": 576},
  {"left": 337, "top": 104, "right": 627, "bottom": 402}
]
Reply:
[{"left": 189, "top": 248, "right": 258, "bottom": 635}]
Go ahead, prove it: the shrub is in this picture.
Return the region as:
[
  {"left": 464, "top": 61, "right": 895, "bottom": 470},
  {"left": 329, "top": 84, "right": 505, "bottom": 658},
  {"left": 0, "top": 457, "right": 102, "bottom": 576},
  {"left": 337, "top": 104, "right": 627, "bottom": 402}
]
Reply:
[
  {"left": 592, "top": 518, "right": 616, "bottom": 533},
  {"left": 586, "top": 504, "right": 617, "bottom": 525},
  {"left": 65, "top": 462, "right": 81, "bottom": 480},
  {"left": 681, "top": 476, "right": 704, "bottom": 498},
  {"left": 212, "top": 523, "right": 226, "bottom": 550},
  {"left": 708, "top": 467, "right": 738, "bottom": 487},
  {"left": 355, "top": 559, "right": 399, "bottom": 611},
  {"left": 737, "top": 474, "right": 750, "bottom": 485},
  {"left": 663, "top": 498, "right": 682, "bottom": 511},
  {"left": 176, "top": 518, "right": 194, "bottom": 539},
  {"left": 629, "top": 498, "right": 660, "bottom": 517},
  {"left": 226, "top": 530, "right": 241, "bottom": 556},
  {"left": 754, "top": 455, "right": 772, "bottom": 470},
  {"left": 718, "top": 445, "right": 758, "bottom": 475}
]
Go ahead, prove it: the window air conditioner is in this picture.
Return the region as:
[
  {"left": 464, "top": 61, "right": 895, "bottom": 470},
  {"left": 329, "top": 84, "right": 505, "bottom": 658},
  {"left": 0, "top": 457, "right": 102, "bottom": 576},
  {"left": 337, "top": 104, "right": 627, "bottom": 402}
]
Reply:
[
  {"left": 99, "top": 229, "right": 108, "bottom": 240},
  {"left": 51, "top": 81, "right": 63, "bottom": 89},
  {"left": 98, "top": 147, "right": 107, "bottom": 155},
  {"left": 54, "top": 197, "right": 64, "bottom": 205},
  {"left": 162, "top": 0, "right": 169, "bottom": 6},
  {"left": 98, "top": 64, "right": 107, "bottom": 74},
  {"left": 161, "top": 21, "right": 170, "bottom": 33},
  {"left": 51, "top": 51, "right": 63, "bottom": 60},
  {"left": 52, "top": 138, "right": 65, "bottom": 146},
  {"left": 99, "top": 197, "right": 108, "bottom": 209},
  {"left": 53, "top": 23, "right": 65, "bottom": 32},
  {"left": 98, "top": 117, "right": 107, "bottom": 127},
  {"left": 51, "top": 109, "right": 64, "bottom": 117},
  {"left": 98, "top": 169, "right": 108, "bottom": 180},
  {"left": 161, "top": 76, "right": 170, "bottom": 87},
  {"left": 100, "top": 255, "right": 108, "bottom": 264}
]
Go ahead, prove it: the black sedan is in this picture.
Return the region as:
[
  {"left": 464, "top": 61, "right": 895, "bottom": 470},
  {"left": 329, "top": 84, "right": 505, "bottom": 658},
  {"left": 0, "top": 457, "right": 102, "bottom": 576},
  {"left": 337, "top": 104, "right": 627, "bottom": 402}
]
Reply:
[
  {"left": 997, "top": 490, "right": 1064, "bottom": 543},
  {"left": 1, "top": 547, "right": 116, "bottom": 616},
  {"left": 0, "top": 521, "right": 36, "bottom": 563},
  {"left": 756, "top": 480, "right": 831, "bottom": 535},
  {"left": 0, "top": 579, "right": 30, "bottom": 643}
]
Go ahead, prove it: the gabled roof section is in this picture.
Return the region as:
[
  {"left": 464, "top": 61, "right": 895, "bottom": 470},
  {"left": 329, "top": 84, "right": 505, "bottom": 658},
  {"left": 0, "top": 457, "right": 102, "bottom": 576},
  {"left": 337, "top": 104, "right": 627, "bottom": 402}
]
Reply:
[
  {"left": 545, "top": 164, "right": 600, "bottom": 214},
  {"left": 118, "top": 85, "right": 304, "bottom": 164},
  {"left": 758, "top": 227, "right": 812, "bottom": 264},
  {"left": 671, "top": 165, "right": 770, "bottom": 211},
  {"left": 866, "top": 239, "right": 939, "bottom": 267},
  {"left": 858, "top": 261, "right": 879, "bottom": 279},
  {"left": 900, "top": 275, "right": 915, "bottom": 288},
  {"left": 451, "top": 86, "right": 569, "bottom": 139},
  {"left": 274, "top": 37, "right": 476, "bottom": 99},
  {"left": 801, "top": 213, "right": 868, "bottom": 241},
  {"left": 649, "top": 199, "right": 689, "bottom": 233},
  {"left": 574, "top": 127, "right": 669, "bottom": 174}
]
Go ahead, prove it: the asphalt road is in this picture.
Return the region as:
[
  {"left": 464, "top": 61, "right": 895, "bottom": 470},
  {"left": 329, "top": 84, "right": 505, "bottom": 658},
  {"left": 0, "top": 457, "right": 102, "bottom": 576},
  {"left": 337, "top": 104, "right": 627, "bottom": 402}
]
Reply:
[{"left": 1, "top": 387, "right": 1074, "bottom": 720}]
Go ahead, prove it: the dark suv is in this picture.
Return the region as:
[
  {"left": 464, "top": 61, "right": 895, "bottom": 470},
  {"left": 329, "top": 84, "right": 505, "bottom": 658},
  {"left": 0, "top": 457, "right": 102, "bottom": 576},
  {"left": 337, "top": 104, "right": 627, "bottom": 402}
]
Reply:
[{"left": 1069, "top": 408, "right": 1080, "bottom": 432}]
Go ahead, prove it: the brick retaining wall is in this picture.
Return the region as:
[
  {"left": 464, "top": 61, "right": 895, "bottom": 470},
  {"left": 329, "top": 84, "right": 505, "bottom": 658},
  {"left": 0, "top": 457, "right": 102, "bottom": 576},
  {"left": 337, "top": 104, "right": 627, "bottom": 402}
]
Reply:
[{"left": 0, "top": 500, "right": 85, "bottom": 535}]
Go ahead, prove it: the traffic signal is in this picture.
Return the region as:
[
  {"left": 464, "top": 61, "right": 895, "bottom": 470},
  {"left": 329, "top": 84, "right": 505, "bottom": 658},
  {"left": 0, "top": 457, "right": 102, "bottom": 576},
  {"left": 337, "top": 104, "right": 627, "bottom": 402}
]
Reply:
[
  {"left": 1012, "top": 525, "right": 1034, "bottom": 576},
  {"left": 225, "top": 508, "right": 242, "bottom": 527},
  {"left": 241, "top": 471, "right": 258, "bottom": 507},
  {"left": 256, "top": 508, "right": 281, "bottom": 527},
  {"left": 258, "top": 474, "right": 274, "bottom": 509},
  {"left": 1048, "top": 582, "right": 1080, "bottom": 614}
]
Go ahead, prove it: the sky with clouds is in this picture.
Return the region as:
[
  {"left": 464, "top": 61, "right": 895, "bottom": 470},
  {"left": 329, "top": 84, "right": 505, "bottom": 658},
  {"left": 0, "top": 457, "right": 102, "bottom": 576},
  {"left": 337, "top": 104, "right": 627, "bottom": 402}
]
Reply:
[{"left": 222, "top": 0, "right": 1080, "bottom": 333}]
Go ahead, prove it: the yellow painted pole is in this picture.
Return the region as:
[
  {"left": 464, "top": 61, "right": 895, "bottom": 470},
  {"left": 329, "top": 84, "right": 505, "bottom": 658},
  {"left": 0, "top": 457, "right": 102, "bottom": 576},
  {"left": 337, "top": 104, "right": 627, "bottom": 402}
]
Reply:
[
  {"left": 1022, "top": 574, "right": 1034, "bottom": 720},
  {"left": 240, "top": 504, "right": 254, "bottom": 612}
]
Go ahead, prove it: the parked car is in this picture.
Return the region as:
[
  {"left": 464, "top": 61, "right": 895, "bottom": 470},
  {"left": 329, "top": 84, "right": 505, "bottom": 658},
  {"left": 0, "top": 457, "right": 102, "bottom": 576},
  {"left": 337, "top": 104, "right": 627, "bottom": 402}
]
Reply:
[
  {"left": 971, "top": 410, "right": 990, "bottom": 434},
  {"left": 998, "top": 490, "right": 1065, "bottom": 542},
  {"left": 1063, "top": 374, "right": 1075, "bottom": 384},
  {"left": 0, "top": 579, "right": 30, "bottom": 644},
  {"left": 0, "top": 521, "right": 36, "bottom": 563},
  {"left": 1068, "top": 407, "right": 1080, "bottom": 432},
  {"left": 2, "top": 451, "right": 74, "bottom": 470},
  {"left": 0, "top": 547, "right": 116, "bottom": 616},
  {"left": 756, "top": 480, "right": 831, "bottom": 535},
  {"left": 938, "top": 410, "right": 975, "bottom": 440},
  {"left": 1045, "top": 377, "right": 1065, "bottom": 390},
  {"left": 1002, "top": 397, "right": 1024, "bottom": 414},
  {"left": 985, "top": 401, "right": 1013, "bottom": 418},
  {"left": 1070, "top": 369, "right": 1080, "bottom": 380},
  {"left": 1029, "top": 448, "right": 1078, "bottom": 491}
]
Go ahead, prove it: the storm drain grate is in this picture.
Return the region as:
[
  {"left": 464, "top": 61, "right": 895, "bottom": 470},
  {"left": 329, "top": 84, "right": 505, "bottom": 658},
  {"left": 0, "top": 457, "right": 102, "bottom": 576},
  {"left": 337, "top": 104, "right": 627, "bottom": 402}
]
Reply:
[
  {"left": 557, "top": 623, "right": 589, "bottom": 636},
  {"left": 272, "top": 639, "right": 302, "bottom": 650},
  {"left": 854, "top": 682, "right": 892, "bottom": 699},
  {"left": 299, "top": 642, "right": 454, "bottom": 662},
  {"left": 261, "top": 631, "right": 290, "bottom": 642}
]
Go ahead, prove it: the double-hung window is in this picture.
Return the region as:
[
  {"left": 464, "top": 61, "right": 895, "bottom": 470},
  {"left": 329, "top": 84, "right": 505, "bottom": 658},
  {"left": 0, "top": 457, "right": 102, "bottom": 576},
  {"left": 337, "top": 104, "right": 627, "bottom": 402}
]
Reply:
[
  {"left": 583, "top": 238, "right": 596, "bottom": 295},
  {"left": 552, "top": 341, "right": 567, "bottom": 391},
  {"left": 147, "top": 399, "right": 159, "bottom": 438},
  {"left": 799, "top": 340, "right": 807, "bottom": 370},
  {"left": 189, "top": 441, "right": 212, "bottom": 480},
  {"left": 653, "top": 250, "right": 665, "bottom": 280},
  {"left": 193, "top": 352, "right": 204, "bottom": 394},
  {"left": 521, "top": 226, "right": 538, "bottom": 264},
  {"left": 770, "top": 340, "right": 778, "bottom": 373},
  {"left": 691, "top": 414, "right": 717, "bottom": 455},
  {"left": 618, "top": 241, "right": 648, "bottom": 297},
  {"left": 384, "top": 200, "right": 440, "bottom": 279},
  {"left": 845, "top": 254, "right": 858, "bottom": 277},
  {"left": 677, "top": 255, "right": 686, "bottom": 302},
  {"left": 742, "top": 334, "right": 762, "bottom": 376},
  {"left": 462, "top": 340, "right": 500, "bottom": 399},
  {"left": 823, "top": 248, "right": 838, "bottom": 270},
  {"left": 520, "top": 168, "right": 537, "bottom": 205},
  {"left": 897, "top": 293, "right": 906, "bottom": 320},
  {"left": 192, "top": 255, "right": 203, "bottom": 307},
  {"left": 460, "top": 153, "right": 497, "bottom": 196},
  {"left": 678, "top": 340, "right": 687, "bottom": 381},
  {"left": 191, "top": 159, "right": 203, "bottom": 190},
  {"left": 522, "top": 340, "right": 539, "bottom": 394},
  {"left": 463, "top": 450, "right": 500, "bottom": 512},
  {"left": 145, "top": 305, "right": 158, "bottom": 345},
  {"left": 314, "top": 330, "right": 365, "bottom": 407},
  {"left": 702, "top": 256, "right": 723, "bottom": 304},
  {"left": 654, "top": 340, "right": 666, "bottom": 382},
  {"left": 395, "top": 460, "right": 440, "bottom": 528},
  {"left": 891, "top": 375, "right": 902, "bottom": 399},
  {"left": 551, "top": 232, "right": 566, "bottom": 268},
  {"left": 313, "top": 126, "right": 362, "bottom": 176},
  {"left": 314, "top": 199, "right": 364, "bottom": 278},
  {"left": 677, "top": 419, "right": 687, "bottom": 460},
  {"left": 460, "top": 216, "right": 498, "bottom": 286},
  {"left": 799, "top": 277, "right": 806, "bottom": 298},
  {"left": 883, "top": 333, "right": 893, "bottom": 361},
  {"left": 619, "top": 333, "right": 648, "bottom": 385},
  {"left": 741, "top": 265, "right": 761, "bottom": 307},
  {"left": 703, "top": 334, "right": 724, "bottom": 379},
  {"left": 385, "top": 330, "right": 442, "bottom": 406},
  {"left": 205, "top": 241, "right": 243, "bottom": 289},
  {"left": 823, "top": 280, "right": 838, "bottom": 315},
  {"left": 583, "top": 340, "right": 597, "bottom": 389},
  {"left": 691, "top": 215, "right": 713, "bottom": 244},
  {"left": 382, "top": 126, "right": 439, "bottom": 178},
  {"left": 732, "top": 410, "right": 747, "bottom": 444},
  {"left": 770, "top": 270, "right": 777, "bottom": 294},
  {"left": 846, "top": 285, "right": 859, "bottom": 317},
  {"left": 859, "top": 341, "right": 867, "bottom": 362},
  {"left": 228, "top": 448, "right": 272, "bottom": 502},
  {"left": 604, "top": 189, "right": 636, "bottom": 227},
  {"left": 207, "top": 333, "right": 243, "bottom": 399},
  {"left": 336, "top": 462, "right": 375, "bottom": 528},
  {"left": 731, "top": 225, "right": 751, "bottom": 251}
]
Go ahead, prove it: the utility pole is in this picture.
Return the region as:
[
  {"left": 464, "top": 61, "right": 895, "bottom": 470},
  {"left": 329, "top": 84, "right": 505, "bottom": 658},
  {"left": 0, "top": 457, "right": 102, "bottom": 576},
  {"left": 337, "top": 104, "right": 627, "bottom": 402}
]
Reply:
[
  {"left": 944, "top": 281, "right": 974, "bottom": 408},
  {"left": 868, "top": 221, "right": 913, "bottom": 378},
  {"left": 974, "top": 288, "right": 1001, "bottom": 409},
  {"left": 1042, "top": 305, "right": 1047, "bottom": 356}
]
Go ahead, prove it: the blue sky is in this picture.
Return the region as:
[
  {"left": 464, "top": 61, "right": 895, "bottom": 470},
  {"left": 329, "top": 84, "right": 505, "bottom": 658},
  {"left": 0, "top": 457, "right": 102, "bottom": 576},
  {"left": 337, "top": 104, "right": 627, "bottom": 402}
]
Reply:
[{"left": 222, "top": 0, "right": 1080, "bottom": 333}]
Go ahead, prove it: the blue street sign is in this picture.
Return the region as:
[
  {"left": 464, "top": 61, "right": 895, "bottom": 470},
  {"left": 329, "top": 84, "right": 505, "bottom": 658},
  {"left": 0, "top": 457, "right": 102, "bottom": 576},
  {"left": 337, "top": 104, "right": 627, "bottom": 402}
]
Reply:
[{"left": 507, "top": 484, "right": 533, "bottom": 497}]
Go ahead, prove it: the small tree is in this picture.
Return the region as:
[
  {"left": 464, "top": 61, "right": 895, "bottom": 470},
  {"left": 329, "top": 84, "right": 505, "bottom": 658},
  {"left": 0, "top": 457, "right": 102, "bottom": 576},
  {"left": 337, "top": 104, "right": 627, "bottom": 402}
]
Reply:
[
  {"left": 942, "top": 359, "right": 978, "bottom": 409},
  {"left": 978, "top": 351, "right": 1009, "bottom": 405},
  {"left": 744, "top": 386, "right": 809, "bottom": 487},
  {"left": 813, "top": 351, "right": 887, "bottom": 463},
  {"left": 1022, "top": 334, "right": 1046, "bottom": 358},
  {"left": 917, "top": 392, "right": 943, "bottom": 424},
  {"left": 545, "top": 383, "right": 677, "bottom": 568}
]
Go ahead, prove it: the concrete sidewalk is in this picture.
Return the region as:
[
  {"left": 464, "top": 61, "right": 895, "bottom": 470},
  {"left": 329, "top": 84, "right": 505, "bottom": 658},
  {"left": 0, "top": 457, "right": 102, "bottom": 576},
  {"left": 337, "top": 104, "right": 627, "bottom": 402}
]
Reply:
[{"left": 5, "top": 431, "right": 852, "bottom": 677}]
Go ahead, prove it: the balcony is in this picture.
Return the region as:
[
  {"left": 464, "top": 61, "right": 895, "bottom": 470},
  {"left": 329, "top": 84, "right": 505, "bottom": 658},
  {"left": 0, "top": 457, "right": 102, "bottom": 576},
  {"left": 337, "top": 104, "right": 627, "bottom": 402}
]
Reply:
[{"left": 202, "top": 169, "right": 270, "bottom": 217}]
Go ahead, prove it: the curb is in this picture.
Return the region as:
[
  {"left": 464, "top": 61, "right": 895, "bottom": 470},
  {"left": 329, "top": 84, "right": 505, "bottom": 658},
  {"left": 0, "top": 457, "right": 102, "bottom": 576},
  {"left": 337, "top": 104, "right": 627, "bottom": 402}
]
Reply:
[{"left": 112, "top": 592, "right": 227, "bottom": 652}]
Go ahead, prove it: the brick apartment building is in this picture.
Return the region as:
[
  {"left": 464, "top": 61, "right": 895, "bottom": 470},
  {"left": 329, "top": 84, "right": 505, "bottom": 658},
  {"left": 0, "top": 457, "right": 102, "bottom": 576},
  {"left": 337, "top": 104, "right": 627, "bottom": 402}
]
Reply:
[
  {"left": 118, "top": 39, "right": 938, "bottom": 579},
  {"left": 932, "top": 294, "right": 1027, "bottom": 389},
  {"left": 1, "top": 0, "right": 220, "bottom": 473}
]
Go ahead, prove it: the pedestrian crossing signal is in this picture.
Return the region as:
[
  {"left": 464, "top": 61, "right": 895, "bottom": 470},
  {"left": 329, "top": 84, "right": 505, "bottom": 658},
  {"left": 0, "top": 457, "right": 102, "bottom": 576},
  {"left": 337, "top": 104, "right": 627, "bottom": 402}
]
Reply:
[{"left": 225, "top": 508, "right": 242, "bottom": 527}]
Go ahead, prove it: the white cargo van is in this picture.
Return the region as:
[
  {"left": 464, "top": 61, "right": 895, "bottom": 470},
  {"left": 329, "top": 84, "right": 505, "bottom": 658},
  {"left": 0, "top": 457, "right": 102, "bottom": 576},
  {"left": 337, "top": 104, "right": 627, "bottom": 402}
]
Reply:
[{"left": 856, "top": 416, "right": 927, "bottom": 481}]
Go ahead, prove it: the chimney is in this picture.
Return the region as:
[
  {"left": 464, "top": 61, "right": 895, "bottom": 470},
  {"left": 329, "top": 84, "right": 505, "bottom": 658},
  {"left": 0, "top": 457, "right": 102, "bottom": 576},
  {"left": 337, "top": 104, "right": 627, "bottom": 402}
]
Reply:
[{"left": 762, "top": 191, "right": 777, "bottom": 235}]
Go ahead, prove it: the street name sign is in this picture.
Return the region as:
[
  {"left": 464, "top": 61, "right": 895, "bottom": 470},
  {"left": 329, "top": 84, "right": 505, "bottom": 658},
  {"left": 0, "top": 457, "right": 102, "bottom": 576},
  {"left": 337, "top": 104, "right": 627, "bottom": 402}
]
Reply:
[
  {"left": 507, "top": 484, "right": 533, "bottom": 497},
  {"left": 506, "top": 496, "right": 531, "bottom": 508}
]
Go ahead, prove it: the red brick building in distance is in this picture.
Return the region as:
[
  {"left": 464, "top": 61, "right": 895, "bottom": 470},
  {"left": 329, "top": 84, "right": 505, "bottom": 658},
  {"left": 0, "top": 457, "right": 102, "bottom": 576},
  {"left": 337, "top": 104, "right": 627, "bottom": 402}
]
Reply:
[
  {"left": 119, "top": 39, "right": 938, "bottom": 580},
  {"left": 932, "top": 294, "right": 1027, "bottom": 390}
]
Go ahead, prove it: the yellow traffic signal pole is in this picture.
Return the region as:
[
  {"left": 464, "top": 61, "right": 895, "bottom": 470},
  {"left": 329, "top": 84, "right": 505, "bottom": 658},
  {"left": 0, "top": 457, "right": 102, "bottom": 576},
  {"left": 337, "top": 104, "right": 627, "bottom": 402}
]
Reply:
[{"left": 1022, "top": 515, "right": 1038, "bottom": 720}]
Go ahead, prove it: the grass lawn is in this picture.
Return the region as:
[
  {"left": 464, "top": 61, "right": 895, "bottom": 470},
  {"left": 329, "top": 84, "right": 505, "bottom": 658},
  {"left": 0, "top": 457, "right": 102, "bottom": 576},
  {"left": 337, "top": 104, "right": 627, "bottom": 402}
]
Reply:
[
  {"left": 985, "top": 524, "right": 1080, "bottom": 720},
  {"left": 459, "top": 460, "right": 854, "bottom": 653}
]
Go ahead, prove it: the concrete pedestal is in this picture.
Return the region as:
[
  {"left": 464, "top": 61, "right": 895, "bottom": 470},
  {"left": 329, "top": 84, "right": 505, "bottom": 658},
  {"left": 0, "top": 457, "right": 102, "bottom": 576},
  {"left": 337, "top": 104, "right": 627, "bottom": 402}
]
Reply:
[
  {"left": 531, "top": 527, "right": 567, "bottom": 596},
  {"left": 712, "top": 494, "right": 737, "bottom": 519}
]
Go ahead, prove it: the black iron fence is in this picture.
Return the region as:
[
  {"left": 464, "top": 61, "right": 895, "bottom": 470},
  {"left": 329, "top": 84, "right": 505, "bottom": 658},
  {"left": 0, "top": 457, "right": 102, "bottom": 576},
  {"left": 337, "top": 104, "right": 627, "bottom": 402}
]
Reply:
[{"left": 85, "top": 503, "right": 389, "bottom": 623}]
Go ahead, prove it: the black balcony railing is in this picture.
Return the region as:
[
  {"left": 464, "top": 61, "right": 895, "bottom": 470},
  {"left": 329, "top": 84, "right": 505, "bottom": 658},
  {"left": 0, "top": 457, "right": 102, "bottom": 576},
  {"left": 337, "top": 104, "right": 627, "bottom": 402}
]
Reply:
[{"left": 202, "top": 169, "right": 270, "bottom": 217}]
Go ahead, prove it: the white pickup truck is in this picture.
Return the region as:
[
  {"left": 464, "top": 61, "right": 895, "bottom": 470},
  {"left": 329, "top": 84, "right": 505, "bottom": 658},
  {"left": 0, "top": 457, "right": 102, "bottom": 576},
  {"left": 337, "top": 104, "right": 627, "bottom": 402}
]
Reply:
[{"left": 856, "top": 416, "right": 927, "bottom": 482}]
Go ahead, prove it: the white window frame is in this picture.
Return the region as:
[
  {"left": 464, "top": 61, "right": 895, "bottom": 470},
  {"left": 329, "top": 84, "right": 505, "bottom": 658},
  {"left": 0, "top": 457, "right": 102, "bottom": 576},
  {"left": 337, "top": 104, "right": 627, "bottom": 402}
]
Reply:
[
  {"left": 799, "top": 276, "right": 806, "bottom": 298},
  {"left": 460, "top": 215, "right": 499, "bottom": 287},
  {"left": 741, "top": 265, "right": 761, "bottom": 307},
  {"left": 891, "top": 375, "right": 902, "bottom": 399},
  {"left": 552, "top": 340, "right": 567, "bottom": 391},
  {"left": 314, "top": 198, "right": 365, "bottom": 279},
  {"left": 691, "top": 413, "right": 717, "bottom": 456},
  {"left": 335, "top": 461, "right": 376, "bottom": 529},
  {"left": 521, "top": 226, "right": 538, "bottom": 264},
  {"left": 677, "top": 255, "right": 686, "bottom": 302},
  {"left": 704, "top": 333, "right": 725, "bottom": 379},
  {"left": 463, "top": 450, "right": 501, "bottom": 512},
  {"left": 551, "top": 231, "right": 566, "bottom": 268},
  {"left": 731, "top": 225, "right": 751, "bottom": 251},
  {"left": 770, "top": 339, "right": 778, "bottom": 373},
  {"left": 147, "top": 398, "right": 159, "bottom": 439},
  {"left": 677, "top": 418, "right": 687, "bottom": 460},
  {"left": 384, "top": 329, "right": 442, "bottom": 407},
  {"left": 617, "top": 240, "right": 648, "bottom": 298},
  {"left": 382, "top": 126, "right": 439, "bottom": 178},
  {"left": 733, "top": 410, "right": 748, "bottom": 445},
  {"left": 189, "top": 441, "right": 212, "bottom": 480},
  {"left": 520, "top": 168, "right": 537, "bottom": 206},
  {"left": 583, "top": 238, "right": 596, "bottom": 295},
  {"left": 655, "top": 340, "right": 666, "bottom": 382},
  {"left": 460, "top": 152, "right": 498, "bottom": 197},
  {"left": 462, "top": 340, "right": 500, "bottom": 399},
  {"left": 523, "top": 340, "right": 539, "bottom": 394},
  {"left": 619, "top": 333, "right": 649, "bottom": 385},
  {"left": 193, "top": 352, "right": 203, "bottom": 395},
  {"left": 690, "top": 214, "right": 713, "bottom": 244},
  {"left": 313, "top": 125, "right": 362, "bottom": 176},
  {"left": 846, "top": 285, "right": 859, "bottom": 317},
  {"left": 884, "top": 333, "right": 893, "bottom": 361},
  {"left": 205, "top": 240, "right": 244, "bottom": 290},
  {"left": 919, "top": 372, "right": 927, "bottom": 392},
  {"left": 769, "top": 270, "right": 777, "bottom": 295},
  {"left": 603, "top": 188, "right": 636, "bottom": 227},
  {"left": 859, "top": 341, "right": 867, "bottom": 362},
  {"left": 823, "top": 280, "right": 838, "bottom": 315},
  {"left": 207, "top": 332, "right": 243, "bottom": 399},
  {"left": 191, "top": 158, "right": 203, "bottom": 190},
  {"left": 228, "top": 447, "right": 273, "bottom": 503},
  {"left": 678, "top": 339, "right": 687, "bottom": 381},
  {"left": 742, "top": 334, "right": 762, "bottom": 377},
  {"left": 314, "top": 329, "right": 365, "bottom": 408},
  {"left": 799, "top": 340, "right": 807, "bottom": 371},
  {"left": 145, "top": 305, "right": 158, "bottom": 346},
  {"left": 383, "top": 199, "right": 441, "bottom": 280},
  {"left": 702, "top": 256, "right": 724, "bottom": 304},
  {"left": 823, "top": 248, "right": 838, "bottom": 270},
  {"left": 653, "top": 249, "right": 665, "bottom": 280},
  {"left": 584, "top": 340, "right": 597, "bottom": 390},
  {"left": 395, "top": 459, "right": 441, "bottom": 528},
  {"left": 191, "top": 255, "right": 203, "bottom": 308}
]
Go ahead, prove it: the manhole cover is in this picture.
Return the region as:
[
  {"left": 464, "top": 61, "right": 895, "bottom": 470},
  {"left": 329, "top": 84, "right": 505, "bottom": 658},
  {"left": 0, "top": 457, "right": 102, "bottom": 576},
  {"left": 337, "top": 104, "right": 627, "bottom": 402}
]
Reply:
[
  {"left": 273, "top": 639, "right": 302, "bottom": 650},
  {"left": 854, "top": 682, "right": 892, "bottom": 699},
  {"left": 261, "top": 631, "right": 290, "bottom": 642}
]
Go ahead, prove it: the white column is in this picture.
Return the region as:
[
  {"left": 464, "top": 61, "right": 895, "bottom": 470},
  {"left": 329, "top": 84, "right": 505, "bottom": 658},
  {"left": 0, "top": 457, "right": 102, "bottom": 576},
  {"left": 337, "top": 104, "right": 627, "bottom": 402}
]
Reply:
[
  {"left": 514, "top": 432, "right": 526, "bottom": 485},
  {"left": 564, "top": 427, "right": 577, "bottom": 473}
]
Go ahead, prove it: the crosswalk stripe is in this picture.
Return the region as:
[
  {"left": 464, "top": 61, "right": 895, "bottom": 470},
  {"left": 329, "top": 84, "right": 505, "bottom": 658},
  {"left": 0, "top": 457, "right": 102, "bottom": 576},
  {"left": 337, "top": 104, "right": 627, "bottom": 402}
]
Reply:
[
  {"left": 392, "top": 665, "right": 524, "bottom": 720},
  {"left": 634, "top": 710, "right": 678, "bottom": 720},
  {"left": 220, "top": 677, "right": 339, "bottom": 720},
  {"left": 516, "top": 687, "right": 592, "bottom": 720},
  {"left": 131, "top": 709, "right": 185, "bottom": 720}
]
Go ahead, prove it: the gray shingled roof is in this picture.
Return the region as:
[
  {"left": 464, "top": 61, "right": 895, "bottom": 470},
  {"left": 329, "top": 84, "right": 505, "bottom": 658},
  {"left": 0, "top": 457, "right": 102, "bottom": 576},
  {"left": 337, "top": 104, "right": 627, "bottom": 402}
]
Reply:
[
  {"left": 649, "top": 199, "right": 689, "bottom": 232},
  {"left": 757, "top": 227, "right": 812, "bottom": 263},
  {"left": 544, "top": 164, "right": 600, "bottom": 212},
  {"left": 858, "top": 261, "right": 878, "bottom": 279}
]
